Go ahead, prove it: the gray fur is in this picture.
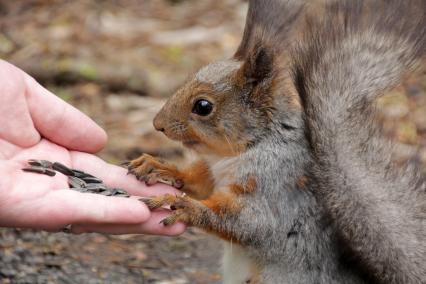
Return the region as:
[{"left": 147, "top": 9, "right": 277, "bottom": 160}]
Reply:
[
  {"left": 195, "top": 60, "right": 241, "bottom": 90},
  {"left": 292, "top": 0, "right": 426, "bottom": 283}
]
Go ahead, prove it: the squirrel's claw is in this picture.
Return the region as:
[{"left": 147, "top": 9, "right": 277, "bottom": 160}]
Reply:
[
  {"left": 160, "top": 212, "right": 182, "bottom": 226},
  {"left": 140, "top": 194, "right": 198, "bottom": 226},
  {"left": 139, "top": 194, "right": 178, "bottom": 210},
  {"left": 139, "top": 197, "right": 165, "bottom": 210},
  {"left": 126, "top": 154, "right": 184, "bottom": 189},
  {"left": 160, "top": 207, "right": 192, "bottom": 226}
]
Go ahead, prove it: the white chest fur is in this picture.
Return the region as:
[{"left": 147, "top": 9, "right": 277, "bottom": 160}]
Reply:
[
  {"left": 201, "top": 155, "right": 255, "bottom": 283},
  {"left": 223, "top": 242, "right": 254, "bottom": 284},
  {"left": 203, "top": 155, "right": 238, "bottom": 189}
]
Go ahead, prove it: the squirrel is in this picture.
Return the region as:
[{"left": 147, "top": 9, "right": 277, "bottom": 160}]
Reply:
[{"left": 127, "top": 0, "right": 426, "bottom": 283}]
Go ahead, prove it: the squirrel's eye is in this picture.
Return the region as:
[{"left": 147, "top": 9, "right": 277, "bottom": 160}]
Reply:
[{"left": 192, "top": 99, "right": 213, "bottom": 116}]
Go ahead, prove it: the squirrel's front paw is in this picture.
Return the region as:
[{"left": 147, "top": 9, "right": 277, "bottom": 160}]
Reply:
[
  {"left": 140, "top": 194, "right": 203, "bottom": 226},
  {"left": 124, "top": 154, "right": 184, "bottom": 189}
]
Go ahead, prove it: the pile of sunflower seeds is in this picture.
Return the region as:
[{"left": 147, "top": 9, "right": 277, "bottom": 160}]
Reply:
[{"left": 22, "top": 159, "right": 130, "bottom": 198}]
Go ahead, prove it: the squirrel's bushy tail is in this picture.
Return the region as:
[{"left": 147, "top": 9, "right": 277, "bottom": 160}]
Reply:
[
  {"left": 291, "top": 0, "right": 426, "bottom": 283},
  {"left": 294, "top": 0, "right": 426, "bottom": 115}
]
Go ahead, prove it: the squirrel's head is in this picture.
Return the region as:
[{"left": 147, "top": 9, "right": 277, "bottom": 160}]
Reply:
[{"left": 153, "top": 46, "right": 298, "bottom": 157}]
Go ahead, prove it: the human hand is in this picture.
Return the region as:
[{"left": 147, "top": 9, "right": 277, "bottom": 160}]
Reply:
[{"left": 0, "top": 60, "right": 185, "bottom": 235}]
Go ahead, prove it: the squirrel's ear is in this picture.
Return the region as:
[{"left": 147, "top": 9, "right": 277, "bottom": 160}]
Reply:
[{"left": 241, "top": 46, "right": 273, "bottom": 85}]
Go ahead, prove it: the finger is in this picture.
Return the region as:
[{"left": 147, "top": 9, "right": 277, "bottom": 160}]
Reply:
[
  {"left": 71, "top": 210, "right": 186, "bottom": 236},
  {"left": 8, "top": 189, "right": 151, "bottom": 230},
  {"left": 23, "top": 72, "right": 107, "bottom": 153},
  {"left": 70, "top": 151, "right": 182, "bottom": 197},
  {"left": 0, "top": 60, "right": 40, "bottom": 148}
]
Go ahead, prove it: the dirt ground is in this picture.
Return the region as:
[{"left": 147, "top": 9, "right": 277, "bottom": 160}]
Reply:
[{"left": 0, "top": 0, "right": 425, "bottom": 283}]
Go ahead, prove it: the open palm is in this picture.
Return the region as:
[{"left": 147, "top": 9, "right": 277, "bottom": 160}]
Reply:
[{"left": 0, "top": 60, "right": 184, "bottom": 235}]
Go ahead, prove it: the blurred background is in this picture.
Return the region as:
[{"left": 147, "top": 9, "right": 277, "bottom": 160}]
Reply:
[{"left": 0, "top": 0, "right": 425, "bottom": 283}]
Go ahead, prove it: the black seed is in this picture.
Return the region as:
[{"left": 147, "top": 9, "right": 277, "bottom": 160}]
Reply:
[
  {"left": 52, "top": 162, "right": 74, "bottom": 176},
  {"left": 114, "top": 188, "right": 127, "bottom": 194},
  {"left": 85, "top": 183, "right": 107, "bottom": 192},
  {"left": 109, "top": 188, "right": 129, "bottom": 195},
  {"left": 68, "top": 176, "right": 87, "bottom": 188},
  {"left": 71, "top": 187, "right": 89, "bottom": 193},
  {"left": 72, "top": 169, "right": 95, "bottom": 178},
  {"left": 44, "top": 169, "right": 56, "bottom": 176},
  {"left": 22, "top": 166, "right": 56, "bottom": 177},
  {"left": 28, "top": 159, "right": 53, "bottom": 168},
  {"left": 117, "top": 194, "right": 130, "bottom": 198},
  {"left": 81, "top": 176, "right": 103, "bottom": 183}
]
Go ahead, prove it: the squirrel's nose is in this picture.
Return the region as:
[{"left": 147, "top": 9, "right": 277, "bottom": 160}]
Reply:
[{"left": 153, "top": 114, "right": 165, "bottom": 132}]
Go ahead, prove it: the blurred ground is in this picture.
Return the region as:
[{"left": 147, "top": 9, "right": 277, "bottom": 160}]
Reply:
[{"left": 0, "top": 0, "right": 425, "bottom": 283}]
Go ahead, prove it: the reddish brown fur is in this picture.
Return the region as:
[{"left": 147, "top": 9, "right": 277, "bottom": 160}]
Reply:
[
  {"left": 202, "top": 192, "right": 242, "bottom": 217},
  {"left": 230, "top": 176, "right": 257, "bottom": 195},
  {"left": 229, "top": 183, "right": 245, "bottom": 195},
  {"left": 201, "top": 192, "right": 244, "bottom": 242},
  {"left": 128, "top": 154, "right": 215, "bottom": 200},
  {"left": 246, "top": 176, "right": 257, "bottom": 193},
  {"left": 296, "top": 175, "right": 308, "bottom": 189},
  {"left": 180, "top": 160, "right": 215, "bottom": 200}
]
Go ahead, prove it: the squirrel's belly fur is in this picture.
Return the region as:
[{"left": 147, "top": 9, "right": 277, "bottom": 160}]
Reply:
[{"left": 222, "top": 243, "right": 254, "bottom": 284}]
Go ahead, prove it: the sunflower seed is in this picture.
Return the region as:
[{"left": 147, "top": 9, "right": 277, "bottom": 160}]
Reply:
[
  {"left": 52, "top": 162, "right": 75, "bottom": 176},
  {"left": 85, "top": 183, "right": 107, "bottom": 192},
  {"left": 81, "top": 176, "right": 103, "bottom": 184},
  {"left": 22, "top": 166, "right": 56, "bottom": 177},
  {"left": 71, "top": 187, "right": 89, "bottom": 193},
  {"left": 68, "top": 176, "right": 87, "bottom": 188},
  {"left": 109, "top": 188, "right": 128, "bottom": 195},
  {"left": 72, "top": 169, "right": 95, "bottom": 179},
  {"left": 99, "top": 190, "right": 113, "bottom": 196},
  {"left": 28, "top": 159, "right": 53, "bottom": 168}
]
